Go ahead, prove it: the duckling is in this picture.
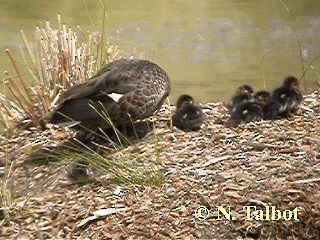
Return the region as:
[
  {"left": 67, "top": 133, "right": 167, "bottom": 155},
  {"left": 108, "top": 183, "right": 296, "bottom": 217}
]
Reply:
[
  {"left": 226, "top": 101, "right": 264, "bottom": 127},
  {"left": 67, "top": 163, "right": 91, "bottom": 182},
  {"left": 172, "top": 94, "right": 204, "bottom": 131},
  {"left": 226, "top": 89, "right": 269, "bottom": 127},
  {"left": 253, "top": 90, "right": 271, "bottom": 119},
  {"left": 228, "top": 84, "right": 254, "bottom": 112},
  {"left": 264, "top": 76, "right": 303, "bottom": 119},
  {"left": 46, "top": 59, "right": 171, "bottom": 131}
]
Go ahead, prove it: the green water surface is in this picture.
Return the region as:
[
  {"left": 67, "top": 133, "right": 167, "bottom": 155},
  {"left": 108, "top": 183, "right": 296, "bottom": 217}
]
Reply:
[{"left": 0, "top": 0, "right": 320, "bottom": 102}]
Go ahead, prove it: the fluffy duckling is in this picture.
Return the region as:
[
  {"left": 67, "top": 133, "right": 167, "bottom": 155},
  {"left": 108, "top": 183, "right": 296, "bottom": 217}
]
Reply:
[
  {"left": 228, "top": 84, "right": 254, "bottom": 112},
  {"left": 172, "top": 94, "right": 204, "bottom": 131},
  {"left": 264, "top": 76, "right": 303, "bottom": 119},
  {"left": 67, "top": 162, "right": 91, "bottom": 182},
  {"left": 226, "top": 90, "right": 269, "bottom": 127},
  {"left": 47, "top": 59, "right": 171, "bottom": 131},
  {"left": 226, "top": 101, "right": 264, "bottom": 127},
  {"left": 254, "top": 90, "right": 271, "bottom": 119}
]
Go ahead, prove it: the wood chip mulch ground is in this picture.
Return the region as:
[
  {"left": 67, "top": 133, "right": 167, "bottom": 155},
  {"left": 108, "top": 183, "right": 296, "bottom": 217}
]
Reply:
[{"left": 1, "top": 90, "right": 319, "bottom": 240}]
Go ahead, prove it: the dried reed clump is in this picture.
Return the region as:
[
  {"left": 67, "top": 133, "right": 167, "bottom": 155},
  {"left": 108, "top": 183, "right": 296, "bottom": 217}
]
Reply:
[{"left": 0, "top": 20, "right": 120, "bottom": 131}]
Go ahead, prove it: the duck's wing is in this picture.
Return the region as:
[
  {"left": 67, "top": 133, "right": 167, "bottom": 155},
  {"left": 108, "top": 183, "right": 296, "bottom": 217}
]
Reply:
[{"left": 61, "top": 61, "right": 139, "bottom": 103}]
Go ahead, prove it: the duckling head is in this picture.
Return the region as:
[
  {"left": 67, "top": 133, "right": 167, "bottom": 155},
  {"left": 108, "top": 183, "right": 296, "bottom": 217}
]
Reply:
[
  {"left": 283, "top": 76, "right": 299, "bottom": 89},
  {"left": 254, "top": 90, "right": 270, "bottom": 106},
  {"left": 176, "top": 94, "right": 194, "bottom": 109},
  {"left": 236, "top": 84, "right": 254, "bottom": 95}
]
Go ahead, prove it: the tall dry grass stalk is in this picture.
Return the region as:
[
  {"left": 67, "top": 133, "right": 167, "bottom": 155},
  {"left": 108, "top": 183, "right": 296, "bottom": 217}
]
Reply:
[
  {"left": 0, "top": 19, "right": 120, "bottom": 132},
  {"left": 0, "top": 159, "right": 14, "bottom": 220}
]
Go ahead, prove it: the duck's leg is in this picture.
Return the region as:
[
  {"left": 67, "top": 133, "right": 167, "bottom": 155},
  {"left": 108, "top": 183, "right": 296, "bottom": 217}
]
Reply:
[
  {"left": 118, "top": 123, "right": 127, "bottom": 144},
  {"left": 119, "top": 121, "right": 147, "bottom": 145},
  {"left": 107, "top": 123, "right": 130, "bottom": 146}
]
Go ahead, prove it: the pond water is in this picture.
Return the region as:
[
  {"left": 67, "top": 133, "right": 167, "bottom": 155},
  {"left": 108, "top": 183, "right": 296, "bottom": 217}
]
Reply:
[{"left": 0, "top": 0, "right": 320, "bottom": 102}]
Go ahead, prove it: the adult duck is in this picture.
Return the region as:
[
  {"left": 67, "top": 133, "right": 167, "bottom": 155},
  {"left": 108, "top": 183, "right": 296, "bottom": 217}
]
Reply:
[{"left": 47, "top": 59, "right": 171, "bottom": 131}]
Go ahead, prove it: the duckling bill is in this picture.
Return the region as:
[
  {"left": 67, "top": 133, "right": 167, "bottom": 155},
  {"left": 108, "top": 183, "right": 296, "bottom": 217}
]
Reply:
[
  {"left": 264, "top": 76, "right": 303, "bottom": 119},
  {"left": 172, "top": 94, "right": 204, "bottom": 131},
  {"left": 46, "top": 59, "right": 171, "bottom": 131}
]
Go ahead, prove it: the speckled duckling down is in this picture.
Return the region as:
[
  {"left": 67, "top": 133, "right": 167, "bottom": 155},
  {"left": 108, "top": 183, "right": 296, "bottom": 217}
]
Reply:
[
  {"left": 264, "top": 76, "right": 303, "bottom": 119},
  {"left": 172, "top": 94, "right": 204, "bottom": 131},
  {"left": 47, "top": 59, "right": 171, "bottom": 130},
  {"left": 228, "top": 84, "right": 254, "bottom": 111}
]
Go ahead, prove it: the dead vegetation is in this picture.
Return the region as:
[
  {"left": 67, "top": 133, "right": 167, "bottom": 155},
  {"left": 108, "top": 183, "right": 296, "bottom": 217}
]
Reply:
[
  {"left": 0, "top": 19, "right": 120, "bottom": 131},
  {"left": 1, "top": 90, "right": 319, "bottom": 239}
]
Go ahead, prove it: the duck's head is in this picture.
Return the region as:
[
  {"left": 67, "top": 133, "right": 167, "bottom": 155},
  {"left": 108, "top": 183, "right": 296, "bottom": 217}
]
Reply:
[
  {"left": 236, "top": 84, "right": 254, "bottom": 95},
  {"left": 176, "top": 94, "right": 194, "bottom": 108},
  {"left": 283, "top": 76, "right": 299, "bottom": 89},
  {"left": 254, "top": 90, "right": 270, "bottom": 106}
]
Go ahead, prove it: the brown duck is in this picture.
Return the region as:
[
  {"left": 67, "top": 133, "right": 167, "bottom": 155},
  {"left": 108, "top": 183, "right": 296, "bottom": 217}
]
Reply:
[{"left": 47, "top": 59, "right": 171, "bottom": 130}]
